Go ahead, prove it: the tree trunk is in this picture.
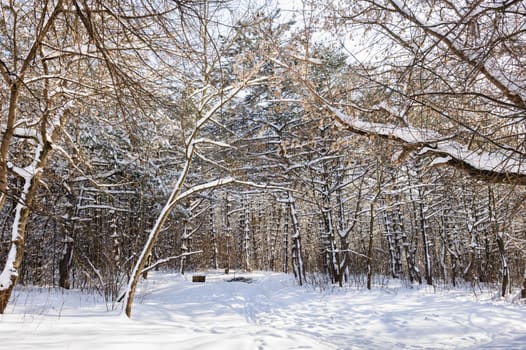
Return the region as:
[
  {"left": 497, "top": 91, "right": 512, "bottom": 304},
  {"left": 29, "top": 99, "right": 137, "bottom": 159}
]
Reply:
[
  {"left": 496, "top": 233, "right": 509, "bottom": 297},
  {"left": 59, "top": 193, "right": 76, "bottom": 289},
  {"left": 405, "top": 168, "right": 423, "bottom": 285},
  {"left": 337, "top": 235, "right": 349, "bottom": 287},
  {"left": 283, "top": 205, "right": 289, "bottom": 274},
  {"left": 417, "top": 190, "right": 432, "bottom": 286},
  {"left": 124, "top": 169, "right": 190, "bottom": 317},
  {"left": 180, "top": 218, "right": 191, "bottom": 275},
  {"left": 59, "top": 238, "right": 74, "bottom": 289},
  {"left": 392, "top": 199, "right": 403, "bottom": 278},
  {"left": 288, "top": 191, "right": 305, "bottom": 286},
  {"left": 319, "top": 217, "right": 330, "bottom": 277},
  {"left": 489, "top": 187, "right": 508, "bottom": 298},
  {"left": 336, "top": 176, "right": 352, "bottom": 287},
  {"left": 209, "top": 200, "right": 218, "bottom": 270},
  {"left": 0, "top": 96, "right": 68, "bottom": 312},
  {"left": 383, "top": 204, "right": 398, "bottom": 279},
  {"left": 0, "top": 0, "right": 64, "bottom": 210},
  {"left": 367, "top": 202, "right": 374, "bottom": 290},
  {"left": 225, "top": 194, "right": 232, "bottom": 274},
  {"left": 241, "top": 194, "right": 251, "bottom": 272},
  {"left": 441, "top": 212, "right": 459, "bottom": 287},
  {"left": 0, "top": 143, "right": 52, "bottom": 312},
  {"left": 521, "top": 263, "right": 526, "bottom": 299}
]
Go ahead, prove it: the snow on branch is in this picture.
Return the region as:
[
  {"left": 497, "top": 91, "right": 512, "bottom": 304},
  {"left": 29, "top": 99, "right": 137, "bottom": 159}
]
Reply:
[
  {"left": 192, "top": 76, "right": 269, "bottom": 133},
  {"left": 174, "top": 177, "right": 236, "bottom": 203},
  {"left": 174, "top": 177, "right": 293, "bottom": 204},
  {"left": 191, "top": 138, "right": 235, "bottom": 149},
  {"left": 386, "top": 0, "right": 526, "bottom": 109},
  {"left": 0, "top": 125, "right": 38, "bottom": 140},
  {"left": 6, "top": 161, "right": 41, "bottom": 180},
  {"left": 140, "top": 250, "right": 203, "bottom": 274},
  {"left": 289, "top": 53, "right": 323, "bottom": 66},
  {"left": 328, "top": 106, "right": 526, "bottom": 185},
  {"left": 76, "top": 204, "right": 131, "bottom": 212}
]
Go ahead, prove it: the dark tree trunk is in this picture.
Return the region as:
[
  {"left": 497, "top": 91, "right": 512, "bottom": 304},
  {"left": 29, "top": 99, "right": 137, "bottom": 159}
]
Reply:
[
  {"left": 59, "top": 239, "right": 74, "bottom": 289},
  {"left": 367, "top": 203, "right": 374, "bottom": 290},
  {"left": 496, "top": 233, "right": 509, "bottom": 297},
  {"left": 210, "top": 200, "right": 218, "bottom": 270},
  {"left": 283, "top": 206, "right": 289, "bottom": 274},
  {"left": 288, "top": 192, "right": 305, "bottom": 286}
]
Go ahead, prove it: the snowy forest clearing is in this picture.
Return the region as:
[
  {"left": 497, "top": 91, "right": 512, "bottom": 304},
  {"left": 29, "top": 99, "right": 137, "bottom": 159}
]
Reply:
[{"left": 2, "top": 271, "right": 526, "bottom": 350}]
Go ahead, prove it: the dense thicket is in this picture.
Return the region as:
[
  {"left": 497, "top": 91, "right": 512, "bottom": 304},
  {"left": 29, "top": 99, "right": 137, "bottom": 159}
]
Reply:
[{"left": 1, "top": 0, "right": 525, "bottom": 314}]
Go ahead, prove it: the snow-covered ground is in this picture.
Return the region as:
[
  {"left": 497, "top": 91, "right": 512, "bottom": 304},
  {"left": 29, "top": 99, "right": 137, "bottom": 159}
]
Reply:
[{"left": 2, "top": 271, "right": 526, "bottom": 349}]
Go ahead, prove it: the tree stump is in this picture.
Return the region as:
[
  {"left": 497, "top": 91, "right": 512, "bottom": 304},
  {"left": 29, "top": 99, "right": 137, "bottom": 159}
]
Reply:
[{"left": 192, "top": 275, "right": 206, "bottom": 282}]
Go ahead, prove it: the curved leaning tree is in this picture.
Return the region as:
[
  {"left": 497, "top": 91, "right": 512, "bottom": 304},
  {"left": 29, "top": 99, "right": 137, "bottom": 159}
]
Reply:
[{"left": 0, "top": 0, "right": 276, "bottom": 316}]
